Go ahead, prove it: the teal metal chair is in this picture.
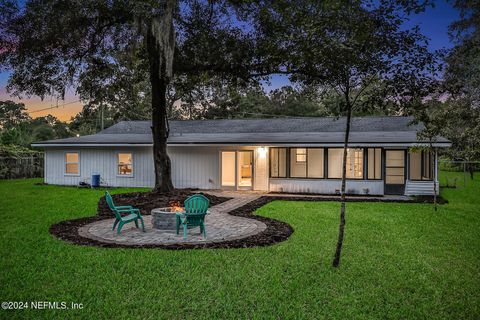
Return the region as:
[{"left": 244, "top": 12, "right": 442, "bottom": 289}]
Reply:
[
  {"left": 176, "top": 194, "right": 210, "bottom": 240},
  {"left": 105, "top": 191, "right": 145, "bottom": 234}
]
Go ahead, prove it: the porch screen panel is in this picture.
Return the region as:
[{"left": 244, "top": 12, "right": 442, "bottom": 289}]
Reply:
[
  {"left": 307, "top": 148, "right": 324, "bottom": 178},
  {"left": 409, "top": 150, "right": 433, "bottom": 180},
  {"left": 367, "top": 148, "right": 381, "bottom": 179},
  {"left": 422, "top": 151, "right": 433, "bottom": 180},
  {"left": 290, "top": 148, "right": 307, "bottom": 178},
  {"left": 328, "top": 148, "right": 364, "bottom": 179},
  {"left": 346, "top": 148, "right": 364, "bottom": 179},
  {"left": 409, "top": 151, "right": 422, "bottom": 180},
  {"left": 269, "top": 148, "right": 287, "bottom": 178},
  {"left": 328, "top": 149, "right": 343, "bottom": 178}
]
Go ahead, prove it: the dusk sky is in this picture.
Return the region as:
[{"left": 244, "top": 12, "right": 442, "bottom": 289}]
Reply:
[{"left": 0, "top": 0, "right": 460, "bottom": 122}]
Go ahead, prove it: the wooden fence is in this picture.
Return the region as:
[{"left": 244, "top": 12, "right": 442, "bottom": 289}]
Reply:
[{"left": 0, "top": 153, "right": 44, "bottom": 179}]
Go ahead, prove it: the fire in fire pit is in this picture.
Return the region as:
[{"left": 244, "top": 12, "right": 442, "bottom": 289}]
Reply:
[
  {"left": 168, "top": 201, "right": 184, "bottom": 213},
  {"left": 151, "top": 202, "right": 185, "bottom": 230}
]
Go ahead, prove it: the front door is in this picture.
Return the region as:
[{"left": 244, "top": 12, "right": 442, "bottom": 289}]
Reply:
[{"left": 385, "top": 150, "right": 406, "bottom": 195}]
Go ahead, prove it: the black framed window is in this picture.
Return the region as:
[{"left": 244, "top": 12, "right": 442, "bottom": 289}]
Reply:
[
  {"left": 409, "top": 150, "right": 434, "bottom": 181},
  {"left": 270, "top": 148, "right": 287, "bottom": 178},
  {"left": 290, "top": 148, "right": 307, "bottom": 177},
  {"left": 422, "top": 151, "right": 433, "bottom": 180},
  {"left": 307, "top": 148, "right": 324, "bottom": 178},
  {"left": 367, "top": 148, "right": 382, "bottom": 180},
  {"left": 270, "top": 147, "right": 324, "bottom": 178},
  {"left": 327, "top": 148, "right": 364, "bottom": 179}
]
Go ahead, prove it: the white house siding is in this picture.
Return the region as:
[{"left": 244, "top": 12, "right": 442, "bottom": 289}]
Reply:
[
  {"left": 269, "top": 179, "right": 384, "bottom": 195},
  {"left": 168, "top": 146, "right": 220, "bottom": 189},
  {"left": 405, "top": 180, "right": 439, "bottom": 196},
  {"left": 44, "top": 147, "right": 155, "bottom": 187},
  {"left": 43, "top": 145, "right": 269, "bottom": 191}
]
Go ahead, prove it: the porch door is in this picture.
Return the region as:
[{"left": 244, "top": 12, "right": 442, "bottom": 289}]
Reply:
[
  {"left": 385, "top": 150, "right": 406, "bottom": 195},
  {"left": 237, "top": 151, "right": 253, "bottom": 190}
]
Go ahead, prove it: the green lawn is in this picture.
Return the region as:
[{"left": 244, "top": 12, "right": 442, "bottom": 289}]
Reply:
[{"left": 0, "top": 173, "right": 479, "bottom": 319}]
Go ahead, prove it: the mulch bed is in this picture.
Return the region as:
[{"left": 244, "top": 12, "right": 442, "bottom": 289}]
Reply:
[
  {"left": 49, "top": 192, "right": 447, "bottom": 250},
  {"left": 97, "top": 189, "right": 230, "bottom": 217},
  {"left": 49, "top": 192, "right": 296, "bottom": 249},
  {"left": 268, "top": 193, "right": 448, "bottom": 204}
]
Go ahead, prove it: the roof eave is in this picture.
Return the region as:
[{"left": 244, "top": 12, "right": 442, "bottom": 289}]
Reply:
[{"left": 32, "top": 142, "right": 452, "bottom": 148}]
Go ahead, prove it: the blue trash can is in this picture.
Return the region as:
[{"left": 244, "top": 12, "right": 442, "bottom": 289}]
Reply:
[{"left": 91, "top": 174, "right": 100, "bottom": 188}]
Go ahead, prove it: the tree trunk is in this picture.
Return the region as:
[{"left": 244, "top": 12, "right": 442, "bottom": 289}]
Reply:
[
  {"left": 145, "top": 3, "right": 176, "bottom": 192},
  {"left": 432, "top": 144, "right": 437, "bottom": 211},
  {"left": 468, "top": 162, "right": 474, "bottom": 180},
  {"left": 332, "top": 103, "right": 353, "bottom": 268}
]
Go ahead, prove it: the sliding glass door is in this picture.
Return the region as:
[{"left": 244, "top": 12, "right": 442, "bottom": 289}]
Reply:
[
  {"left": 221, "top": 151, "right": 236, "bottom": 189},
  {"left": 221, "top": 150, "right": 254, "bottom": 190},
  {"left": 237, "top": 151, "right": 253, "bottom": 189}
]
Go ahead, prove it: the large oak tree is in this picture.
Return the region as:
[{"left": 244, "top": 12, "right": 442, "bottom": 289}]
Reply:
[{"left": 0, "top": 0, "right": 267, "bottom": 191}]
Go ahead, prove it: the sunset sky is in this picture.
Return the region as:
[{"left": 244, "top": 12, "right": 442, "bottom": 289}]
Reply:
[{"left": 0, "top": 0, "right": 459, "bottom": 123}]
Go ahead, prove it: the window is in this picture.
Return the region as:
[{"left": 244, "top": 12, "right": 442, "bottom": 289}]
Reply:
[
  {"left": 290, "top": 148, "right": 307, "bottom": 177},
  {"left": 296, "top": 148, "right": 307, "bottom": 163},
  {"left": 422, "top": 151, "right": 433, "bottom": 180},
  {"left": 118, "top": 153, "right": 133, "bottom": 176},
  {"left": 270, "top": 148, "right": 287, "bottom": 178},
  {"left": 328, "top": 149, "right": 343, "bottom": 178},
  {"left": 409, "top": 151, "right": 422, "bottom": 180},
  {"left": 328, "top": 148, "right": 364, "bottom": 179},
  {"left": 409, "top": 150, "right": 433, "bottom": 180},
  {"left": 367, "top": 148, "right": 382, "bottom": 179},
  {"left": 307, "top": 148, "right": 324, "bottom": 178},
  {"left": 65, "top": 152, "right": 79, "bottom": 175},
  {"left": 270, "top": 148, "right": 324, "bottom": 178},
  {"left": 347, "top": 148, "right": 364, "bottom": 179}
]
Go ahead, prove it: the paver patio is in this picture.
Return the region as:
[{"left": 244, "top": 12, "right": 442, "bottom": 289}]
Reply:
[{"left": 79, "top": 194, "right": 266, "bottom": 245}]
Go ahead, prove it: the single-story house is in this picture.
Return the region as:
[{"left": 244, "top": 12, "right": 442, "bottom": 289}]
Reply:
[{"left": 32, "top": 116, "right": 451, "bottom": 196}]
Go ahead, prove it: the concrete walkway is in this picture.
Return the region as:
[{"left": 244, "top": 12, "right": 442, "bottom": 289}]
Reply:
[
  {"left": 79, "top": 193, "right": 265, "bottom": 245},
  {"left": 206, "top": 190, "right": 413, "bottom": 202}
]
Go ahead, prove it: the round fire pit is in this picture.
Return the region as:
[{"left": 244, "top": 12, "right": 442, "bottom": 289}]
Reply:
[{"left": 151, "top": 207, "right": 185, "bottom": 230}]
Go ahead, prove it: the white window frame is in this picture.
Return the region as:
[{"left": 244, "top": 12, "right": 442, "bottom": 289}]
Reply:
[
  {"left": 117, "top": 152, "right": 134, "bottom": 178},
  {"left": 64, "top": 151, "right": 80, "bottom": 176}
]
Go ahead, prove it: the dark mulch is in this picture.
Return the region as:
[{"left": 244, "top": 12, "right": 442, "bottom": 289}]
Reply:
[
  {"left": 49, "top": 195, "right": 295, "bottom": 249},
  {"left": 269, "top": 194, "right": 448, "bottom": 204},
  {"left": 97, "top": 189, "right": 230, "bottom": 217}
]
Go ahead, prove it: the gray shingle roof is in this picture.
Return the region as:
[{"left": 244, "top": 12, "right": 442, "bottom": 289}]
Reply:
[
  {"left": 32, "top": 116, "right": 451, "bottom": 146},
  {"left": 99, "top": 116, "right": 424, "bottom": 134}
]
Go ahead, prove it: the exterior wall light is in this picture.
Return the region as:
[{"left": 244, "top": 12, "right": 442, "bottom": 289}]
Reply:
[{"left": 257, "top": 146, "right": 267, "bottom": 158}]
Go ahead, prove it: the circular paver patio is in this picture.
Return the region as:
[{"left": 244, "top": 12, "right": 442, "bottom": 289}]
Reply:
[{"left": 78, "top": 196, "right": 267, "bottom": 245}]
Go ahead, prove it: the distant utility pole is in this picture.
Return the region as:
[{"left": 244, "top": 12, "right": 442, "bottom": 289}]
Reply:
[{"left": 101, "top": 103, "right": 104, "bottom": 130}]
